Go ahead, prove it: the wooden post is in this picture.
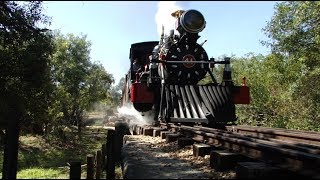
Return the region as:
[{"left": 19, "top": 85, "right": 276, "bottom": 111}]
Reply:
[
  {"left": 101, "top": 143, "right": 106, "bottom": 170},
  {"left": 86, "top": 154, "right": 95, "bottom": 179},
  {"left": 2, "top": 107, "right": 21, "bottom": 179},
  {"left": 106, "top": 129, "right": 115, "bottom": 179},
  {"left": 69, "top": 161, "right": 81, "bottom": 179},
  {"left": 95, "top": 150, "right": 102, "bottom": 179},
  {"left": 115, "top": 121, "right": 129, "bottom": 163}
]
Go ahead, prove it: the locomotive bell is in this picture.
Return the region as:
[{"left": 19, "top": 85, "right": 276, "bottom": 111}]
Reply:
[
  {"left": 174, "top": 9, "right": 206, "bottom": 34},
  {"left": 171, "top": 10, "right": 185, "bottom": 18}
]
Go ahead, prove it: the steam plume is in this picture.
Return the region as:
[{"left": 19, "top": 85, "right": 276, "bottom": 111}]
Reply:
[
  {"left": 155, "top": 1, "right": 189, "bottom": 37},
  {"left": 117, "top": 104, "right": 154, "bottom": 126}
]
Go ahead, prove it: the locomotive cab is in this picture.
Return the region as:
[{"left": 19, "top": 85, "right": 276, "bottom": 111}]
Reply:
[
  {"left": 129, "top": 41, "right": 158, "bottom": 82},
  {"left": 126, "top": 41, "right": 159, "bottom": 112}
]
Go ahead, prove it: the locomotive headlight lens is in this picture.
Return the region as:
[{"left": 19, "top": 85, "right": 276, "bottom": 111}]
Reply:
[{"left": 180, "top": 9, "right": 206, "bottom": 33}]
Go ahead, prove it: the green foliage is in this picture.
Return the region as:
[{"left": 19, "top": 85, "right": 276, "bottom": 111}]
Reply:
[
  {"left": 231, "top": 53, "right": 319, "bottom": 131},
  {"left": 109, "top": 77, "right": 125, "bottom": 107},
  {"left": 231, "top": 54, "right": 272, "bottom": 126},
  {"left": 197, "top": 2, "right": 320, "bottom": 131},
  {"left": 259, "top": 1, "right": 320, "bottom": 131},
  {"left": 17, "top": 168, "right": 68, "bottom": 179},
  {"left": 0, "top": 1, "right": 54, "bottom": 134},
  {"left": 49, "top": 31, "right": 114, "bottom": 130},
  {"left": 0, "top": 1, "right": 116, "bottom": 135},
  {"left": 263, "top": 2, "right": 320, "bottom": 60}
]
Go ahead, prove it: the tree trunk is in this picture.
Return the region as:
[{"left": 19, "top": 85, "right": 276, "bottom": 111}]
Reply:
[{"left": 76, "top": 109, "right": 83, "bottom": 140}]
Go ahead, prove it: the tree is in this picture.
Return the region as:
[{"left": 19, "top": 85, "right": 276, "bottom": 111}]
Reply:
[
  {"left": 50, "top": 31, "right": 114, "bottom": 133},
  {"left": 0, "top": 1, "right": 53, "bottom": 134},
  {"left": 262, "top": 1, "right": 320, "bottom": 131},
  {"left": 109, "top": 77, "right": 125, "bottom": 107},
  {"left": 263, "top": 2, "right": 320, "bottom": 61},
  {"left": 0, "top": 1, "right": 53, "bottom": 178}
]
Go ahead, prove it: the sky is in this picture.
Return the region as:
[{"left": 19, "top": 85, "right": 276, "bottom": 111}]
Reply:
[{"left": 42, "top": 1, "right": 279, "bottom": 85}]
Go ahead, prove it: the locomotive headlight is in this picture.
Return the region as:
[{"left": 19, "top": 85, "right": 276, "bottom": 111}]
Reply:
[{"left": 180, "top": 9, "right": 206, "bottom": 33}]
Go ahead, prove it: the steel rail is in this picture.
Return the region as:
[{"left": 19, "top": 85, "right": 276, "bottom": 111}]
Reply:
[{"left": 175, "top": 125, "right": 320, "bottom": 178}]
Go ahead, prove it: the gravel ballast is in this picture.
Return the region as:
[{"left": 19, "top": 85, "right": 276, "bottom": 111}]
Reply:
[{"left": 121, "top": 135, "right": 236, "bottom": 179}]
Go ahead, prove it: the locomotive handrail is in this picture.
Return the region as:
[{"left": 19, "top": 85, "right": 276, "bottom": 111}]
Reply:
[
  {"left": 153, "top": 60, "right": 230, "bottom": 64},
  {"left": 163, "top": 61, "right": 212, "bottom": 64}
]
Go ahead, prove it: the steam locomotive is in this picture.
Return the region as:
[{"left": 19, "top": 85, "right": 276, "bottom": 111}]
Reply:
[{"left": 121, "top": 9, "right": 250, "bottom": 128}]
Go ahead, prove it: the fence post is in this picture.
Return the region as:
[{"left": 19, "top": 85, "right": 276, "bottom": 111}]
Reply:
[
  {"left": 114, "top": 121, "right": 129, "bottom": 163},
  {"left": 106, "top": 129, "right": 115, "bottom": 179},
  {"left": 101, "top": 143, "right": 106, "bottom": 170},
  {"left": 69, "top": 161, "right": 81, "bottom": 179},
  {"left": 96, "top": 150, "right": 102, "bottom": 179},
  {"left": 86, "top": 154, "right": 95, "bottom": 179},
  {"left": 2, "top": 109, "right": 21, "bottom": 179}
]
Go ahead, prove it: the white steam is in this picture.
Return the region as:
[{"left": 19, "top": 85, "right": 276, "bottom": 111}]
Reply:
[
  {"left": 155, "top": 1, "right": 189, "bottom": 37},
  {"left": 117, "top": 103, "right": 155, "bottom": 126}
]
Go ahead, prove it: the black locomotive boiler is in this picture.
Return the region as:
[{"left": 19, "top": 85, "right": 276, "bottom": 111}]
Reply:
[{"left": 121, "top": 9, "right": 250, "bottom": 128}]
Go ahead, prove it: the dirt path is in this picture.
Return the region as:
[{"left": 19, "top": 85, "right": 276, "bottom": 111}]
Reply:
[{"left": 121, "top": 135, "right": 236, "bottom": 179}]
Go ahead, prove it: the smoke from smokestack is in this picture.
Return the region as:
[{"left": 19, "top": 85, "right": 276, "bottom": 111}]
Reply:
[{"left": 155, "top": 1, "right": 189, "bottom": 37}]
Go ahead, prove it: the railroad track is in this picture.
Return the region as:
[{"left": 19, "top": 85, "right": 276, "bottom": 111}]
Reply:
[
  {"left": 127, "top": 122, "right": 320, "bottom": 178},
  {"left": 226, "top": 125, "right": 320, "bottom": 146}
]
